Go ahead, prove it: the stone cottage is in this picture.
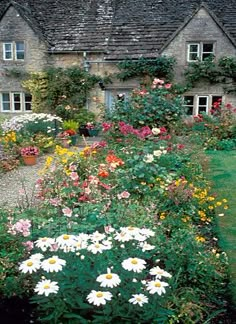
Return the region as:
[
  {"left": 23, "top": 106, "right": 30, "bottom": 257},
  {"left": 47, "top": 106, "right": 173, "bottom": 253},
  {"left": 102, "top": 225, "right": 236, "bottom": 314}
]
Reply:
[{"left": 0, "top": 0, "right": 236, "bottom": 116}]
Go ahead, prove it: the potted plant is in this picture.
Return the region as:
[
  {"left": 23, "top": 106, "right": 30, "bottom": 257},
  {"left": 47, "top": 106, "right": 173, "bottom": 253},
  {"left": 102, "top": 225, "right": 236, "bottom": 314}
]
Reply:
[
  {"left": 86, "top": 122, "right": 100, "bottom": 137},
  {"left": 20, "top": 146, "right": 40, "bottom": 165},
  {"left": 59, "top": 120, "right": 79, "bottom": 146}
]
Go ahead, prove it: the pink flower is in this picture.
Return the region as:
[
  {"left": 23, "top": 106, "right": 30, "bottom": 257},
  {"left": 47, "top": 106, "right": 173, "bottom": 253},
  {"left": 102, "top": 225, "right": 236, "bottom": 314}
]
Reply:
[
  {"left": 69, "top": 164, "right": 77, "bottom": 171},
  {"left": 102, "top": 122, "right": 113, "bottom": 132},
  {"left": 49, "top": 198, "right": 61, "bottom": 206},
  {"left": 164, "top": 83, "right": 172, "bottom": 89},
  {"left": 13, "top": 219, "right": 31, "bottom": 237},
  {"left": 153, "top": 78, "right": 164, "bottom": 85},
  {"left": 70, "top": 172, "right": 79, "bottom": 181},
  {"left": 117, "top": 191, "right": 130, "bottom": 199},
  {"left": 62, "top": 207, "right": 73, "bottom": 217},
  {"left": 22, "top": 241, "right": 34, "bottom": 251}
]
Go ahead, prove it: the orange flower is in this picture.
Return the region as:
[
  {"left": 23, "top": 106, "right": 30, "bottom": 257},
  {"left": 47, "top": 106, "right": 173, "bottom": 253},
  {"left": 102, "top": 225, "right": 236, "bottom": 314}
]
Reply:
[
  {"left": 106, "top": 154, "right": 124, "bottom": 168},
  {"left": 98, "top": 170, "right": 109, "bottom": 178}
]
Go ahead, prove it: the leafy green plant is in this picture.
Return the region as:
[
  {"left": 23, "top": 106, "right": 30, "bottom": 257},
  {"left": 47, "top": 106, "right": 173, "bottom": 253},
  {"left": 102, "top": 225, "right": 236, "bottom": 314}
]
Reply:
[
  {"left": 62, "top": 120, "right": 79, "bottom": 132},
  {"left": 117, "top": 56, "right": 176, "bottom": 82}
]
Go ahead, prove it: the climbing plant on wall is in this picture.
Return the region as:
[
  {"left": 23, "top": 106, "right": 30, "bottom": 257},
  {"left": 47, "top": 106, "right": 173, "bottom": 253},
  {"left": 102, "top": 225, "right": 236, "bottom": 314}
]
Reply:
[
  {"left": 116, "top": 56, "right": 176, "bottom": 83},
  {"left": 184, "top": 56, "right": 236, "bottom": 93},
  {"left": 22, "top": 66, "right": 100, "bottom": 116}
]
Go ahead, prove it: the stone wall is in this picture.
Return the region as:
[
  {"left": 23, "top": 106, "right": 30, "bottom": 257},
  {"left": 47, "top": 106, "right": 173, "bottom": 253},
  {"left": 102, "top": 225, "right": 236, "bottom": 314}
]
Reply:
[{"left": 0, "top": 6, "right": 49, "bottom": 92}]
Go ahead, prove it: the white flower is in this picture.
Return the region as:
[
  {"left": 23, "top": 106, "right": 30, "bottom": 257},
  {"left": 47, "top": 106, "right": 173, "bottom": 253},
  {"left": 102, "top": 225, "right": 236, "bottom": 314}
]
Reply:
[
  {"left": 114, "top": 231, "right": 132, "bottom": 242},
  {"left": 129, "top": 294, "right": 149, "bottom": 307},
  {"left": 30, "top": 253, "right": 44, "bottom": 261},
  {"left": 96, "top": 268, "right": 121, "bottom": 288},
  {"left": 153, "top": 150, "right": 162, "bottom": 157},
  {"left": 34, "top": 279, "right": 59, "bottom": 296},
  {"left": 121, "top": 226, "right": 140, "bottom": 236},
  {"left": 146, "top": 280, "right": 169, "bottom": 295},
  {"left": 149, "top": 266, "right": 172, "bottom": 279},
  {"left": 73, "top": 238, "right": 88, "bottom": 250},
  {"left": 139, "top": 228, "right": 155, "bottom": 237},
  {"left": 56, "top": 234, "right": 77, "bottom": 248},
  {"left": 152, "top": 128, "right": 161, "bottom": 135},
  {"left": 87, "top": 242, "right": 107, "bottom": 254},
  {"left": 35, "top": 237, "right": 56, "bottom": 251},
  {"left": 101, "top": 239, "right": 112, "bottom": 250},
  {"left": 87, "top": 290, "right": 112, "bottom": 306},
  {"left": 90, "top": 231, "right": 106, "bottom": 242},
  {"left": 19, "top": 258, "right": 41, "bottom": 274},
  {"left": 139, "top": 241, "right": 155, "bottom": 252},
  {"left": 41, "top": 255, "right": 66, "bottom": 272},
  {"left": 122, "top": 258, "right": 146, "bottom": 273},
  {"left": 143, "top": 154, "right": 154, "bottom": 163}
]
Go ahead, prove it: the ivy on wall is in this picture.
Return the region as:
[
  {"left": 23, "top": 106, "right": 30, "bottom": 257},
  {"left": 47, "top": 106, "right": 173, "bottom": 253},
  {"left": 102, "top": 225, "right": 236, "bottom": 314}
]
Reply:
[
  {"left": 116, "top": 56, "right": 176, "bottom": 82},
  {"left": 184, "top": 56, "right": 236, "bottom": 93}
]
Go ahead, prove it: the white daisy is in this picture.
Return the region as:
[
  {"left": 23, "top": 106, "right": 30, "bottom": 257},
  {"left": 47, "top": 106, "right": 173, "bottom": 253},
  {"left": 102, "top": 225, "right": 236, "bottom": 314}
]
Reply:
[
  {"left": 122, "top": 257, "right": 146, "bottom": 273},
  {"left": 87, "top": 242, "right": 107, "bottom": 254},
  {"left": 56, "top": 234, "right": 77, "bottom": 248},
  {"left": 114, "top": 231, "right": 132, "bottom": 242},
  {"left": 139, "top": 228, "right": 155, "bottom": 237},
  {"left": 121, "top": 226, "right": 140, "bottom": 236},
  {"left": 34, "top": 279, "right": 59, "bottom": 297},
  {"left": 139, "top": 241, "right": 155, "bottom": 252},
  {"left": 41, "top": 255, "right": 66, "bottom": 272},
  {"left": 30, "top": 253, "right": 44, "bottom": 261},
  {"left": 87, "top": 290, "right": 112, "bottom": 306},
  {"left": 35, "top": 237, "right": 56, "bottom": 251},
  {"left": 101, "top": 239, "right": 112, "bottom": 250},
  {"left": 90, "top": 231, "right": 106, "bottom": 242},
  {"left": 153, "top": 150, "right": 162, "bottom": 157},
  {"left": 149, "top": 266, "right": 172, "bottom": 279},
  {"left": 96, "top": 268, "right": 121, "bottom": 288},
  {"left": 146, "top": 280, "right": 169, "bottom": 295},
  {"left": 129, "top": 293, "right": 149, "bottom": 307},
  {"left": 19, "top": 258, "right": 41, "bottom": 274},
  {"left": 73, "top": 238, "right": 88, "bottom": 250}
]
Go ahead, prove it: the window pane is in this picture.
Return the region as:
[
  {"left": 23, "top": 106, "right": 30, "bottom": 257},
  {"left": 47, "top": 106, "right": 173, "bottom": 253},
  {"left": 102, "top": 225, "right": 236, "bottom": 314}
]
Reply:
[
  {"left": 3, "top": 43, "right": 12, "bottom": 60},
  {"left": 189, "top": 44, "right": 198, "bottom": 52},
  {"left": 13, "top": 93, "right": 21, "bottom": 111},
  {"left": 189, "top": 53, "right": 198, "bottom": 61},
  {"left": 203, "top": 43, "right": 213, "bottom": 52},
  {"left": 24, "top": 94, "right": 32, "bottom": 111},
  {"left": 184, "top": 96, "right": 194, "bottom": 105},
  {"left": 1, "top": 93, "right": 10, "bottom": 111},
  {"left": 198, "top": 97, "right": 207, "bottom": 105},
  {"left": 16, "top": 42, "right": 25, "bottom": 60}
]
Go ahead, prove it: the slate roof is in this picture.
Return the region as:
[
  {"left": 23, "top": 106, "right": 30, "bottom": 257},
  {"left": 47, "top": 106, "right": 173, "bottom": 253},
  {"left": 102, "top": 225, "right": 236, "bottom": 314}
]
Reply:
[{"left": 0, "top": 0, "right": 236, "bottom": 59}]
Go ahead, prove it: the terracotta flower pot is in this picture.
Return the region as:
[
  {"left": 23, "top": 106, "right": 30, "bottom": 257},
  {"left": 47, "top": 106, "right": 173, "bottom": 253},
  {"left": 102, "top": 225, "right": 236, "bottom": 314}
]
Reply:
[{"left": 22, "top": 155, "right": 37, "bottom": 166}]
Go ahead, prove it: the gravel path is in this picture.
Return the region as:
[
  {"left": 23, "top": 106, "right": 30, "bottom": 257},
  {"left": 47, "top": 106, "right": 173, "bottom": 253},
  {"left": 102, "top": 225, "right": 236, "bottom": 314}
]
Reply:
[{"left": 0, "top": 155, "right": 47, "bottom": 208}]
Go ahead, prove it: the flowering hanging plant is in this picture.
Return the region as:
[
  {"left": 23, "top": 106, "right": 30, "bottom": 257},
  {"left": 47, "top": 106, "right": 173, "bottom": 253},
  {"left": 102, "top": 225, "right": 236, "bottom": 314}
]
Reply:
[{"left": 20, "top": 146, "right": 40, "bottom": 156}]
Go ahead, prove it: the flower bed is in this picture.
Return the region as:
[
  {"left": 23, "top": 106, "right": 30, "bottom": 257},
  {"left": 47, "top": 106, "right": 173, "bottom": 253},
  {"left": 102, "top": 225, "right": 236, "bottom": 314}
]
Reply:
[{"left": 0, "top": 81, "right": 232, "bottom": 322}]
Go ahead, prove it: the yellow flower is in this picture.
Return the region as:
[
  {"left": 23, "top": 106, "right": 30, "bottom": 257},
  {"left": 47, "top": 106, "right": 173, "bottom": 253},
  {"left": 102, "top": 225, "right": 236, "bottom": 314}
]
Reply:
[
  {"left": 160, "top": 213, "right": 166, "bottom": 220},
  {"left": 195, "top": 236, "right": 206, "bottom": 243},
  {"left": 215, "top": 201, "right": 222, "bottom": 206},
  {"left": 222, "top": 199, "right": 228, "bottom": 203},
  {"left": 208, "top": 205, "right": 214, "bottom": 210}
]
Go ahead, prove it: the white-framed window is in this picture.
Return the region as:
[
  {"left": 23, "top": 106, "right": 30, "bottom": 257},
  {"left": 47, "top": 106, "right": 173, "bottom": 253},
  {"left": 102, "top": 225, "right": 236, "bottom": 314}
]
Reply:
[
  {"left": 187, "top": 42, "right": 214, "bottom": 62},
  {"left": 105, "top": 89, "right": 132, "bottom": 111},
  {"left": 15, "top": 42, "right": 25, "bottom": 60},
  {"left": 3, "top": 41, "right": 25, "bottom": 61},
  {"left": 183, "top": 95, "right": 222, "bottom": 115},
  {"left": 0, "top": 92, "right": 32, "bottom": 112},
  {"left": 3, "top": 43, "right": 13, "bottom": 60}
]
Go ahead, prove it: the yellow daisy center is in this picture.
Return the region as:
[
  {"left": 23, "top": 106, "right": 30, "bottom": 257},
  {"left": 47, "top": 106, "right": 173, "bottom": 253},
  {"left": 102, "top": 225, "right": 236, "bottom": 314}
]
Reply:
[
  {"left": 155, "top": 282, "right": 161, "bottom": 287},
  {"left": 43, "top": 284, "right": 50, "bottom": 289},
  {"left": 63, "top": 234, "right": 70, "bottom": 240},
  {"left": 95, "top": 243, "right": 100, "bottom": 248},
  {"left": 96, "top": 292, "right": 103, "bottom": 298},
  {"left": 105, "top": 274, "right": 113, "bottom": 279},
  {"left": 131, "top": 259, "right": 138, "bottom": 265},
  {"left": 136, "top": 297, "right": 142, "bottom": 302},
  {"left": 49, "top": 259, "right": 56, "bottom": 264},
  {"left": 26, "top": 261, "right": 33, "bottom": 267},
  {"left": 42, "top": 237, "right": 48, "bottom": 242}
]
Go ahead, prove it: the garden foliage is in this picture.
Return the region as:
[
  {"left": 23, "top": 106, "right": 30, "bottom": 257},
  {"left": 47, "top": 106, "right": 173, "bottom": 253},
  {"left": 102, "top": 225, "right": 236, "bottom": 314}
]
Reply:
[{"left": 0, "top": 79, "right": 232, "bottom": 323}]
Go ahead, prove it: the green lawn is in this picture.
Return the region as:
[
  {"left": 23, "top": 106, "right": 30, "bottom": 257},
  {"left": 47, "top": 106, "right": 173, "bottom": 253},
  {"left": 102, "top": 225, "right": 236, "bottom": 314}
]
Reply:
[{"left": 207, "top": 150, "right": 236, "bottom": 307}]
